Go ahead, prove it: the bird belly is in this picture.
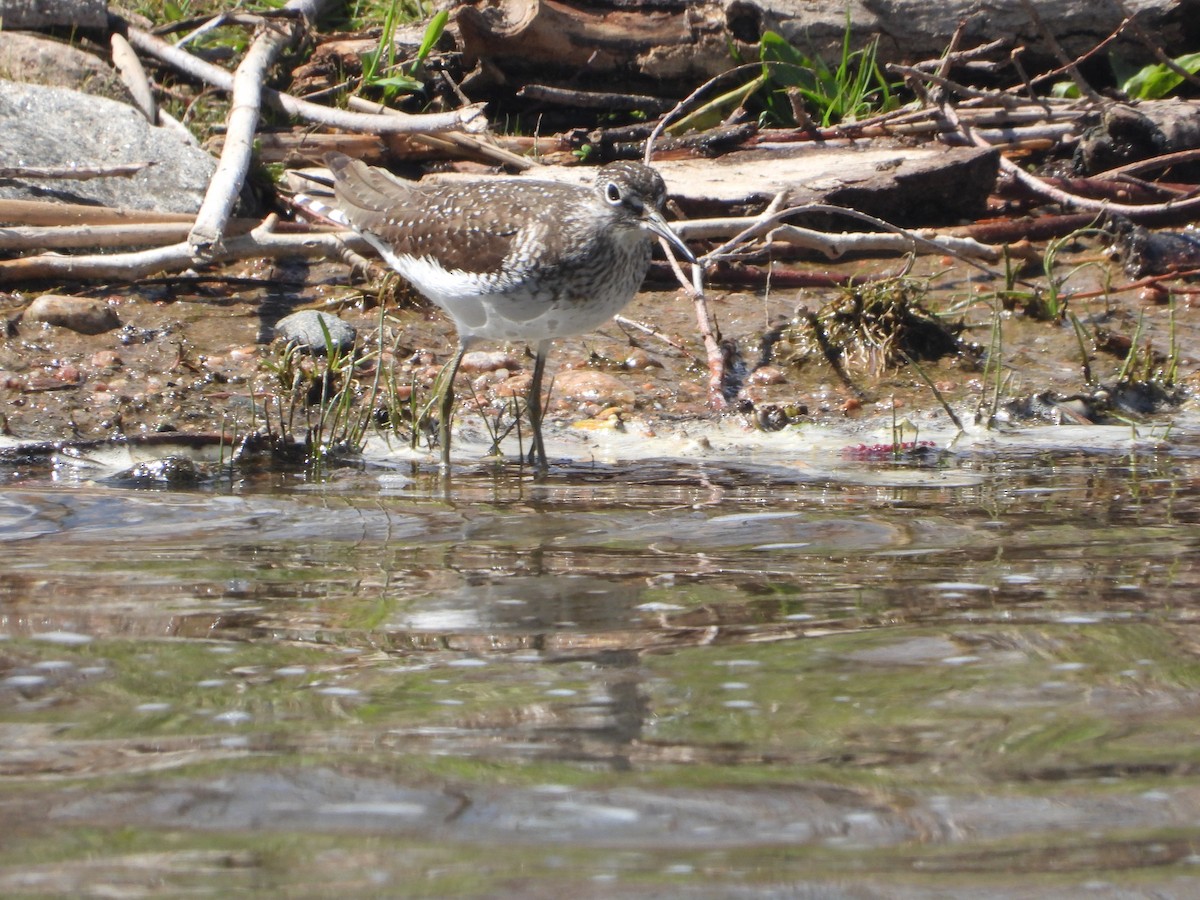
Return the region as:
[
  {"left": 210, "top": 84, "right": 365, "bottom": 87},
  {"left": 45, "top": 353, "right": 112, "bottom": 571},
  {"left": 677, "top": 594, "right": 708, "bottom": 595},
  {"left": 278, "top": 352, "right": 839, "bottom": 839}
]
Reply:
[{"left": 380, "top": 243, "right": 652, "bottom": 345}]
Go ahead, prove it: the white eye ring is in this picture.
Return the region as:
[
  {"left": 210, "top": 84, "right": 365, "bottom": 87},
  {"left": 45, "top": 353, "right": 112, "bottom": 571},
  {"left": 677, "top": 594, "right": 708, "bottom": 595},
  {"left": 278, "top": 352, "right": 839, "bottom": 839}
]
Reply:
[{"left": 605, "top": 182, "right": 622, "bottom": 204}]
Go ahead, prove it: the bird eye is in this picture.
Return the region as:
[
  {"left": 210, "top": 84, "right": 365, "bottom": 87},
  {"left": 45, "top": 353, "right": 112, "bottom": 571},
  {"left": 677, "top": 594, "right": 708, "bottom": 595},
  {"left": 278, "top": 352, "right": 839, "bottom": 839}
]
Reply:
[{"left": 605, "top": 182, "right": 622, "bottom": 204}]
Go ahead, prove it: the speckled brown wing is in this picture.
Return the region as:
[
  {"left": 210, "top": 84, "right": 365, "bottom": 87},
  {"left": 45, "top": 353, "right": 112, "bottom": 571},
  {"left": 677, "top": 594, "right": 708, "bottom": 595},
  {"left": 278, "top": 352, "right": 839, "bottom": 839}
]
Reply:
[{"left": 325, "top": 152, "right": 575, "bottom": 278}]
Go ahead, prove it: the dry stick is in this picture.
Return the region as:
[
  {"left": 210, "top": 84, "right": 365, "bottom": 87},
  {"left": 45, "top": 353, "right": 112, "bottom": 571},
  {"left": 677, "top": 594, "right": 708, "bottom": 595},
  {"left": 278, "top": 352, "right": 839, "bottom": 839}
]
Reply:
[
  {"left": 887, "top": 64, "right": 1027, "bottom": 109},
  {"left": 518, "top": 84, "right": 675, "bottom": 114},
  {"left": 0, "top": 222, "right": 197, "bottom": 251},
  {"left": 701, "top": 201, "right": 1005, "bottom": 281},
  {"left": 644, "top": 64, "right": 774, "bottom": 411},
  {"left": 656, "top": 234, "right": 724, "bottom": 409},
  {"left": 0, "top": 198, "right": 195, "bottom": 226},
  {"left": 1100, "top": 148, "right": 1200, "bottom": 179},
  {"left": 0, "top": 163, "right": 151, "bottom": 181},
  {"left": 933, "top": 17, "right": 967, "bottom": 89},
  {"left": 911, "top": 37, "right": 1009, "bottom": 73},
  {"left": 1117, "top": 0, "right": 1200, "bottom": 93},
  {"left": 343, "top": 95, "right": 534, "bottom": 171},
  {"left": 1017, "top": 0, "right": 1104, "bottom": 103},
  {"left": 1013, "top": 17, "right": 1133, "bottom": 92},
  {"left": 612, "top": 315, "right": 699, "bottom": 363},
  {"left": 188, "top": 13, "right": 300, "bottom": 256},
  {"left": 174, "top": 11, "right": 232, "bottom": 47},
  {"left": 0, "top": 223, "right": 368, "bottom": 283},
  {"left": 125, "top": 25, "right": 485, "bottom": 137},
  {"left": 767, "top": 120, "right": 1078, "bottom": 148},
  {"left": 676, "top": 216, "right": 1001, "bottom": 261},
  {"left": 1064, "top": 268, "right": 1200, "bottom": 301},
  {"left": 110, "top": 32, "right": 157, "bottom": 124},
  {"left": 944, "top": 96, "right": 1200, "bottom": 219},
  {"left": 1009, "top": 46, "right": 1048, "bottom": 107}
]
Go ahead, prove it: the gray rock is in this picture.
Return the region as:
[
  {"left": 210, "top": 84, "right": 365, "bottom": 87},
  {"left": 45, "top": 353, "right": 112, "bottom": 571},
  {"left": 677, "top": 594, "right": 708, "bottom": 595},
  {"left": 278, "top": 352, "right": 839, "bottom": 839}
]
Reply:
[
  {"left": 0, "top": 32, "right": 129, "bottom": 101},
  {"left": 0, "top": 80, "right": 221, "bottom": 214},
  {"left": 274, "top": 311, "right": 357, "bottom": 355},
  {"left": 24, "top": 294, "right": 120, "bottom": 335},
  {"left": 0, "top": 0, "right": 106, "bottom": 29}
]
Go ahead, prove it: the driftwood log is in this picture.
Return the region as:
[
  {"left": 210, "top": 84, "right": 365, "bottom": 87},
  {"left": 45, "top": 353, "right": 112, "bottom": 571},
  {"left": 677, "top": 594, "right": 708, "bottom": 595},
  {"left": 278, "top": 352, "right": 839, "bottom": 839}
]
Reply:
[{"left": 452, "top": 0, "right": 1193, "bottom": 97}]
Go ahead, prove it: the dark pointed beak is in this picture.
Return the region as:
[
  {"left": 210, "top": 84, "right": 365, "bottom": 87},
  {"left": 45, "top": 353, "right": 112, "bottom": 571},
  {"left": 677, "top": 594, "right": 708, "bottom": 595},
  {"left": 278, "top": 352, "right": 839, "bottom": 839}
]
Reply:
[{"left": 642, "top": 207, "right": 695, "bottom": 264}]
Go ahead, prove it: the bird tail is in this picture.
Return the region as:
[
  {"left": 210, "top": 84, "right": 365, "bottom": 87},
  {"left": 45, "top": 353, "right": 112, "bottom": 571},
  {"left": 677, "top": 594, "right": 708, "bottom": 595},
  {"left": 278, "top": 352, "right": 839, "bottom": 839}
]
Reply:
[{"left": 292, "top": 191, "right": 352, "bottom": 228}]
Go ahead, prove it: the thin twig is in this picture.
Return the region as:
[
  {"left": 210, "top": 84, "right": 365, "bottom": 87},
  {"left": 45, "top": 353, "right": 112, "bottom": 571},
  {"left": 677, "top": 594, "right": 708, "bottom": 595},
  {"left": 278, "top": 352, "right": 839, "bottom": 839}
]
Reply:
[
  {"left": 1098, "top": 148, "right": 1200, "bottom": 179},
  {"left": 1117, "top": 1, "right": 1200, "bottom": 93},
  {"left": 1012, "top": 17, "right": 1132, "bottom": 91},
  {"left": 897, "top": 349, "right": 965, "bottom": 431},
  {"left": 0, "top": 163, "right": 152, "bottom": 181},
  {"left": 911, "top": 37, "right": 1010, "bottom": 73},
  {"left": 887, "top": 63, "right": 1025, "bottom": 108},
  {"left": 676, "top": 216, "right": 1001, "bottom": 261},
  {"left": 519, "top": 84, "right": 674, "bottom": 114},
  {"left": 1018, "top": 0, "right": 1104, "bottom": 102},
  {"left": 344, "top": 95, "right": 534, "bottom": 170},
  {"left": 612, "top": 315, "right": 699, "bottom": 363}
]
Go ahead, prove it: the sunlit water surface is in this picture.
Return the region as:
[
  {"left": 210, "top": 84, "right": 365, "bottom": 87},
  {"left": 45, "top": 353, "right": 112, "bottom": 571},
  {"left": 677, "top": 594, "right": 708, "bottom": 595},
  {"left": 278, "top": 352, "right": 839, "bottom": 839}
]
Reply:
[{"left": 3, "top": 429, "right": 1200, "bottom": 898}]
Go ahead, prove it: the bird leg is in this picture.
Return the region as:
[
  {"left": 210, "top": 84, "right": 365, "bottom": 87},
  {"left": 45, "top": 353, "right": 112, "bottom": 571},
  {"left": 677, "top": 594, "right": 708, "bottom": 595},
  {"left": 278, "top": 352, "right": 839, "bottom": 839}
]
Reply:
[
  {"left": 428, "top": 342, "right": 468, "bottom": 466},
  {"left": 525, "top": 340, "right": 551, "bottom": 469}
]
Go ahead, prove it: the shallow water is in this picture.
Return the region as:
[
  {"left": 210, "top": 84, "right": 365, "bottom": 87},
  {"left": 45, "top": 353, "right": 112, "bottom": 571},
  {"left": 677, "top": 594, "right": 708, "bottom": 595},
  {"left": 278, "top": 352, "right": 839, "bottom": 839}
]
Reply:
[{"left": 3, "top": 428, "right": 1200, "bottom": 898}]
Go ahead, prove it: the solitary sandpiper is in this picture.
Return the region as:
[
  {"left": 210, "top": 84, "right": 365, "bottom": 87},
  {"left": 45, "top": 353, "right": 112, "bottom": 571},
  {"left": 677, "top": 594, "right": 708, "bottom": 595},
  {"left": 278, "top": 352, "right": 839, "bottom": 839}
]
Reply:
[{"left": 308, "top": 152, "right": 694, "bottom": 468}]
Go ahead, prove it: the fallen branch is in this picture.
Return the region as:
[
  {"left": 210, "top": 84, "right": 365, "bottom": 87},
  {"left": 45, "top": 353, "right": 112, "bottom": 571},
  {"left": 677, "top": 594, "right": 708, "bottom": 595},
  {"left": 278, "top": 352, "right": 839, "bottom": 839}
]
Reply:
[
  {"left": 187, "top": 3, "right": 316, "bottom": 256},
  {"left": 896, "top": 64, "right": 1200, "bottom": 223},
  {"left": 0, "top": 222, "right": 198, "bottom": 251},
  {"left": 110, "top": 32, "right": 157, "bottom": 123},
  {"left": 0, "top": 221, "right": 367, "bottom": 283},
  {"left": 946, "top": 97, "right": 1200, "bottom": 220},
  {"left": 125, "top": 23, "right": 487, "bottom": 137},
  {"left": 677, "top": 217, "right": 1001, "bottom": 261},
  {"left": 699, "top": 201, "right": 1005, "bottom": 281},
  {"left": 0, "top": 198, "right": 195, "bottom": 226}
]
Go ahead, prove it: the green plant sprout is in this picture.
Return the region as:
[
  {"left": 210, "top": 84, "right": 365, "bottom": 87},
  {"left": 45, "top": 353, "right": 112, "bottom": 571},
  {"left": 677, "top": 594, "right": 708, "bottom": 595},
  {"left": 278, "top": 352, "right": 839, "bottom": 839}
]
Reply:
[
  {"left": 1053, "top": 50, "right": 1200, "bottom": 100},
  {"left": 755, "top": 17, "right": 898, "bottom": 128},
  {"left": 359, "top": 5, "right": 448, "bottom": 102}
]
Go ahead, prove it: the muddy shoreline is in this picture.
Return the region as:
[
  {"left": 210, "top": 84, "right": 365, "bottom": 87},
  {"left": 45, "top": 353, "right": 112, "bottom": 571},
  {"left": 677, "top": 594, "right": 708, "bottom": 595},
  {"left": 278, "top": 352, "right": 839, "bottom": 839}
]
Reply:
[{"left": 1, "top": 246, "right": 1194, "bottom": 472}]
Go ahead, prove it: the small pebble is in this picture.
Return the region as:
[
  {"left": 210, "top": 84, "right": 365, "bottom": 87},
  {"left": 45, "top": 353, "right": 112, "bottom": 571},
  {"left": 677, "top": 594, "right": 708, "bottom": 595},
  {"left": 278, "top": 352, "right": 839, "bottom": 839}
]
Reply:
[
  {"left": 90, "top": 350, "right": 123, "bottom": 369},
  {"left": 25, "top": 294, "right": 120, "bottom": 335},
  {"left": 460, "top": 350, "right": 522, "bottom": 373},
  {"left": 551, "top": 369, "right": 635, "bottom": 406},
  {"left": 494, "top": 372, "right": 532, "bottom": 397},
  {"left": 623, "top": 348, "right": 661, "bottom": 370},
  {"left": 1138, "top": 284, "right": 1171, "bottom": 305},
  {"left": 274, "top": 310, "right": 357, "bottom": 354},
  {"left": 748, "top": 365, "right": 787, "bottom": 385}
]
